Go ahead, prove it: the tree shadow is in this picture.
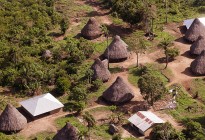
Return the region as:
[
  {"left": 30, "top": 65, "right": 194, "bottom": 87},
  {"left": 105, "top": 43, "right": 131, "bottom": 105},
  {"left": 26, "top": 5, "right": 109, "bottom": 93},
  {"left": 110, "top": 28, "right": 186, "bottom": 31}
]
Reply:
[
  {"left": 192, "top": 116, "right": 205, "bottom": 128},
  {"left": 85, "top": 10, "right": 111, "bottom": 17},
  {"left": 107, "top": 24, "right": 133, "bottom": 38},
  {"left": 48, "top": 32, "right": 63, "bottom": 37},
  {"left": 174, "top": 36, "right": 192, "bottom": 45},
  {"left": 155, "top": 57, "right": 176, "bottom": 64}
]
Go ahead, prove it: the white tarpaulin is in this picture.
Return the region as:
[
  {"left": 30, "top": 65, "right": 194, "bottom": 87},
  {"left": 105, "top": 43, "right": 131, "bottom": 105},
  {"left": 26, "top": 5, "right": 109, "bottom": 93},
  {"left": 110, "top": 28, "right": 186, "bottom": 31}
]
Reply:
[
  {"left": 128, "top": 111, "right": 164, "bottom": 133},
  {"left": 183, "top": 18, "right": 205, "bottom": 29},
  {"left": 20, "top": 93, "right": 64, "bottom": 117}
]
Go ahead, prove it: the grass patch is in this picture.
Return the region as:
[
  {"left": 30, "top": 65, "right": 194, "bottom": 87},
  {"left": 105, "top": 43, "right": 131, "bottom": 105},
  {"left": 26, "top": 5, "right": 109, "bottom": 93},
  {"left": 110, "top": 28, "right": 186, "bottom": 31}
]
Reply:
[
  {"left": 128, "top": 63, "right": 170, "bottom": 88},
  {"left": 164, "top": 84, "right": 205, "bottom": 121},
  {"left": 90, "top": 124, "right": 112, "bottom": 140},
  {"left": 87, "top": 84, "right": 107, "bottom": 100},
  {"left": 0, "top": 94, "right": 20, "bottom": 111},
  {"left": 0, "top": 133, "right": 24, "bottom": 140},
  {"left": 55, "top": 116, "right": 87, "bottom": 132},
  {"left": 28, "top": 131, "right": 55, "bottom": 140},
  {"left": 189, "top": 78, "right": 205, "bottom": 104}
]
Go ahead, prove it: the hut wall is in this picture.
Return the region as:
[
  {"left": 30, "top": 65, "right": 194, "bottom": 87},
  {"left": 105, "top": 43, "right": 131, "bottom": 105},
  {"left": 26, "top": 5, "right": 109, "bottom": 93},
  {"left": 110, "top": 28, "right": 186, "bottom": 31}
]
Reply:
[{"left": 50, "top": 108, "right": 62, "bottom": 115}]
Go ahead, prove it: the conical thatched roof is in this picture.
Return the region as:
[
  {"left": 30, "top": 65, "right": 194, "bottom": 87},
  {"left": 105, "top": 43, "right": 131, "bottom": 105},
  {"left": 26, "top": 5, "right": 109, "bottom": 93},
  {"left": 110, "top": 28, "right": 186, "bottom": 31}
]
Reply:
[
  {"left": 102, "top": 59, "right": 108, "bottom": 69},
  {"left": 81, "top": 17, "right": 102, "bottom": 40},
  {"left": 185, "top": 18, "right": 205, "bottom": 42},
  {"left": 190, "top": 36, "right": 205, "bottom": 55},
  {"left": 0, "top": 104, "right": 27, "bottom": 132},
  {"left": 103, "top": 35, "right": 128, "bottom": 62},
  {"left": 42, "top": 50, "right": 52, "bottom": 58},
  {"left": 53, "top": 122, "right": 78, "bottom": 140},
  {"left": 91, "top": 58, "right": 111, "bottom": 82},
  {"left": 190, "top": 50, "right": 205, "bottom": 75},
  {"left": 102, "top": 76, "right": 134, "bottom": 104}
]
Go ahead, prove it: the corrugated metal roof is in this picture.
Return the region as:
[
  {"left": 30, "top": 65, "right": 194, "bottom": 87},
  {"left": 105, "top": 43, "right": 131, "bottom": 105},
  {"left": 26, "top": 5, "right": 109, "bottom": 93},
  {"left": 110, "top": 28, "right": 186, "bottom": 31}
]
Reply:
[
  {"left": 20, "top": 93, "right": 64, "bottom": 117},
  {"left": 128, "top": 111, "right": 164, "bottom": 132},
  {"left": 183, "top": 18, "right": 205, "bottom": 29}
]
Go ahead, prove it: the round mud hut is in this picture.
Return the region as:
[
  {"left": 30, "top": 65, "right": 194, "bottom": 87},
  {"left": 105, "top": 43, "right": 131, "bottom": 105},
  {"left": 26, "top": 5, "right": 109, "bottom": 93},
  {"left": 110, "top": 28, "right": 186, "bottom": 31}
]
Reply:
[
  {"left": 81, "top": 17, "right": 102, "bottom": 40},
  {"left": 190, "top": 50, "right": 205, "bottom": 75},
  {"left": 185, "top": 18, "right": 205, "bottom": 42},
  {"left": 103, "top": 35, "right": 128, "bottom": 62},
  {"left": 190, "top": 36, "right": 205, "bottom": 55},
  {"left": 53, "top": 122, "right": 78, "bottom": 140},
  {"left": 0, "top": 104, "right": 27, "bottom": 132},
  {"left": 91, "top": 58, "right": 111, "bottom": 82},
  {"left": 102, "top": 76, "right": 134, "bottom": 104}
]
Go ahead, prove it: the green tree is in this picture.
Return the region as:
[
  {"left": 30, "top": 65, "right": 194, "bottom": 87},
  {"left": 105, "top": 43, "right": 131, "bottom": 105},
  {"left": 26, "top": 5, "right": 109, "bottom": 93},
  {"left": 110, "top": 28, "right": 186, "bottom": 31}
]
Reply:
[
  {"left": 183, "top": 120, "right": 205, "bottom": 139},
  {"left": 158, "top": 37, "right": 174, "bottom": 69},
  {"left": 128, "top": 38, "right": 148, "bottom": 67},
  {"left": 56, "top": 77, "right": 71, "bottom": 94},
  {"left": 101, "top": 24, "right": 110, "bottom": 69},
  {"left": 60, "top": 18, "right": 68, "bottom": 34},
  {"left": 138, "top": 74, "right": 167, "bottom": 106},
  {"left": 150, "top": 122, "right": 185, "bottom": 140},
  {"left": 83, "top": 111, "right": 96, "bottom": 130}
]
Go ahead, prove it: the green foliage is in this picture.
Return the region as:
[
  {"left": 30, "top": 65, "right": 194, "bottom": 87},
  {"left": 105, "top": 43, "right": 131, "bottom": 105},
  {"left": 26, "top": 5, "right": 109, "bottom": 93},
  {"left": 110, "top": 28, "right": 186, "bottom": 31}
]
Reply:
[
  {"left": 83, "top": 111, "right": 96, "bottom": 129},
  {"left": 166, "top": 47, "right": 180, "bottom": 60},
  {"left": 112, "top": 133, "right": 122, "bottom": 140},
  {"left": 150, "top": 122, "right": 185, "bottom": 140},
  {"left": 60, "top": 18, "right": 69, "bottom": 34},
  {"left": 56, "top": 77, "right": 71, "bottom": 94},
  {"left": 183, "top": 120, "right": 205, "bottom": 140},
  {"left": 0, "top": 133, "right": 24, "bottom": 140},
  {"left": 91, "top": 79, "right": 103, "bottom": 91}
]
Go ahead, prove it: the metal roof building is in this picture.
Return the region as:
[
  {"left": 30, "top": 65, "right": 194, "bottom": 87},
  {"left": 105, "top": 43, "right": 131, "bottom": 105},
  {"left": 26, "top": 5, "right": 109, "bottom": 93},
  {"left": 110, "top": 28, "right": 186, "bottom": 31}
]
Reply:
[
  {"left": 183, "top": 18, "right": 205, "bottom": 29},
  {"left": 20, "top": 93, "right": 64, "bottom": 117},
  {"left": 128, "top": 111, "right": 165, "bottom": 135}
]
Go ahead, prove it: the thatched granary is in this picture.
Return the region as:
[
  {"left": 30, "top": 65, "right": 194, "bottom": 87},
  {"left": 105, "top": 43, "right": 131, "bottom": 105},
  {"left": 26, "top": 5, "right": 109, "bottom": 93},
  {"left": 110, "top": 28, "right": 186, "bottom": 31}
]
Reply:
[
  {"left": 91, "top": 58, "right": 111, "bottom": 82},
  {"left": 102, "top": 76, "right": 134, "bottom": 104},
  {"left": 190, "top": 50, "right": 205, "bottom": 75},
  {"left": 0, "top": 104, "right": 27, "bottom": 132},
  {"left": 42, "top": 50, "right": 52, "bottom": 59},
  {"left": 190, "top": 36, "right": 205, "bottom": 55},
  {"left": 81, "top": 17, "right": 102, "bottom": 40},
  {"left": 103, "top": 35, "right": 128, "bottom": 62},
  {"left": 185, "top": 18, "right": 205, "bottom": 42},
  {"left": 53, "top": 122, "right": 78, "bottom": 140}
]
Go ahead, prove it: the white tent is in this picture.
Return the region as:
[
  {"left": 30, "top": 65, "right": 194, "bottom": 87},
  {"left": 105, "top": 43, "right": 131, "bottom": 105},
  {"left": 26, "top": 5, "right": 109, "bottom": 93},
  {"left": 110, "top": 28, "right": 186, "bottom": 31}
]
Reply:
[
  {"left": 128, "top": 111, "right": 164, "bottom": 135},
  {"left": 20, "top": 93, "right": 64, "bottom": 117},
  {"left": 183, "top": 18, "right": 205, "bottom": 29}
]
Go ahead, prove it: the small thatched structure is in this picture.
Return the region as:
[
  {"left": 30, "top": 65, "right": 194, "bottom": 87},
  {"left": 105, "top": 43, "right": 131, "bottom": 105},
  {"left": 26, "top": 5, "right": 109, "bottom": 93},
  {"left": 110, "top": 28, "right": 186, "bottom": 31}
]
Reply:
[
  {"left": 102, "top": 59, "right": 108, "bottom": 69},
  {"left": 190, "top": 50, "right": 205, "bottom": 75},
  {"left": 190, "top": 36, "right": 205, "bottom": 55},
  {"left": 103, "top": 35, "right": 128, "bottom": 62},
  {"left": 185, "top": 18, "right": 205, "bottom": 42},
  {"left": 102, "top": 76, "right": 134, "bottom": 104},
  {"left": 0, "top": 104, "right": 27, "bottom": 132},
  {"left": 81, "top": 17, "right": 102, "bottom": 40},
  {"left": 42, "top": 50, "right": 52, "bottom": 59},
  {"left": 91, "top": 58, "right": 111, "bottom": 82},
  {"left": 53, "top": 122, "right": 78, "bottom": 140}
]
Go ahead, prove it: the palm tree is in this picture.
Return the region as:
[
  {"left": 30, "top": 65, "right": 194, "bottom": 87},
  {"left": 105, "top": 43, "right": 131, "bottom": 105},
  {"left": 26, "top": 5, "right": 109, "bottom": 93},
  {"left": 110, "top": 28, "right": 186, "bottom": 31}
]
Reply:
[
  {"left": 101, "top": 25, "right": 110, "bottom": 69},
  {"left": 158, "top": 37, "right": 173, "bottom": 69},
  {"left": 128, "top": 38, "right": 148, "bottom": 67}
]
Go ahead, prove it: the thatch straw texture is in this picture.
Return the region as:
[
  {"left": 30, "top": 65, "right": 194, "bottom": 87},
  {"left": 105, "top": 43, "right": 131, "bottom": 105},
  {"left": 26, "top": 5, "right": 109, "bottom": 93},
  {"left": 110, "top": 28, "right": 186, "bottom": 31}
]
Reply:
[
  {"left": 91, "top": 58, "right": 111, "bottom": 82},
  {"left": 42, "top": 50, "right": 52, "bottom": 58},
  {"left": 190, "top": 36, "right": 205, "bottom": 55},
  {"left": 190, "top": 50, "right": 205, "bottom": 75},
  {"left": 0, "top": 104, "right": 27, "bottom": 132},
  {"left": 185, "top": 18, "right": 205, "bottom": 42},
  {"left": 81, "top": 17, "right": 102, "bottom": 40},
  {"left": 103, "top": 35, "right": 128, "bottom": 62},
  {"left": 53, "top": 122, "right": 78, "bottom": 140},
  {"left": 102, "top": 76, "right": 134, "bottom": 104},
  {"left": 102, "top": 59, "right": 108, "bottom": 69}
]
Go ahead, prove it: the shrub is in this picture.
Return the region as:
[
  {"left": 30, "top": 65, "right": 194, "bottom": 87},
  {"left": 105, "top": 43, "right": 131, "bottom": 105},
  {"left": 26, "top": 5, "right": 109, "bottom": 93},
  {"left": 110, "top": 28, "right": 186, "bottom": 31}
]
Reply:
[{"left": 56, "top": 77, "right": 71, "bottom": 94}]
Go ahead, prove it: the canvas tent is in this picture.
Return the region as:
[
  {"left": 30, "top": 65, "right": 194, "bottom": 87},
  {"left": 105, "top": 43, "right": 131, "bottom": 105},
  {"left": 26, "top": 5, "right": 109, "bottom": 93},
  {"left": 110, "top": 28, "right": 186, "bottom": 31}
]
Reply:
[
  {"left": 128, "top": 111, "right": 164, "bottom": 135},
  {"left": 20, "top": 93, "right": 64, "bottom": 117}
]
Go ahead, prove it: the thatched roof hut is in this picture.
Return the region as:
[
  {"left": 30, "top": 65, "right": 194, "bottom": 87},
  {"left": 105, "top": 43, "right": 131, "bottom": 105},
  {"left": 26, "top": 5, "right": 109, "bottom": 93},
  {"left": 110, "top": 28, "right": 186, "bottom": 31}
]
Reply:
[
  {"left": 81, "top": 17, "right": 102, "bottom": 40},
  {"left": 190, "top": 50, "right": 205, "bottom": 75},
  {"left": 91, "top": 58, "right": 111, "bottom": 82},
  {"left": 102, "top": 59, "right": 108, "bottom": 69},
  {"left": 102, "top": 76, "right": 134, "bottom": 104},
  {"left": 185, "top": 18, "right": 205, "bottom": 42},
  {"left": 53, "top": 122, "right": 78, "bottom": 140},
  {"left": 42, "top": 50, "right": 52, "bottom": 59},
  {"left": 103, "top": 35, "right": 128, "bottom": 62},
  {"left": 190, "top": 36, "right": 205, "bottom": 55},
  {"left": 0, "top": 104, "right": 27, "bottom": 132}
]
